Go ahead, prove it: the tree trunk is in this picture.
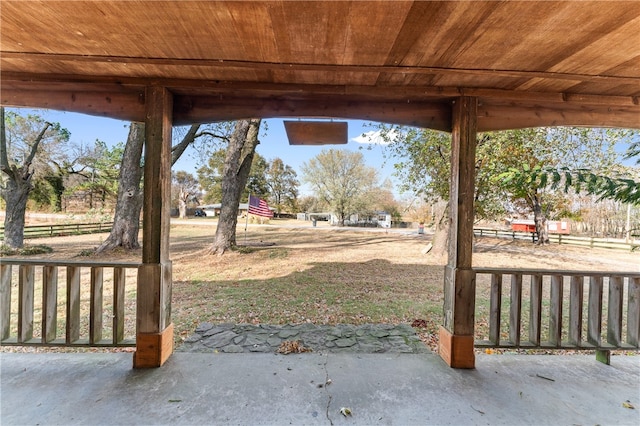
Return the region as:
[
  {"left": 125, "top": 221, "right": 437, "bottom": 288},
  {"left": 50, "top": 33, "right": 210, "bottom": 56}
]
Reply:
[
  {"left": 532, "top": 195, "right": 549, "bottom": 245},
  {"left": 209, "top": 119, "right": 261, "bottom": 255},
  {"left": 2, "top": 168, "right": 32, "bottom": 248},
  {"left": 429, "top": 207, "right": 450, "bottom": 262},
  {"left": 96, "top": 123, "right": 145, "bottom": 253},
  {"left": 178, "top": 192, "right": 188, "bottom": 219}
]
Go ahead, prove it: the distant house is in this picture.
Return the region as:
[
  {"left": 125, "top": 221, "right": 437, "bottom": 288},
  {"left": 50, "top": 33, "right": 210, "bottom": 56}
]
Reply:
[
  {"left": 198, "top": 203, "right": 275, "bottom": 217},
  {"left": 329, "top": 211, "right": 392, "bottom": 228}
]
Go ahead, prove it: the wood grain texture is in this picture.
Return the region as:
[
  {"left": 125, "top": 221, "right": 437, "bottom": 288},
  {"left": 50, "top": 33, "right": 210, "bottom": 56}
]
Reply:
[
  {"left": 18, "top": 265, "right": 35, "bottom": 343},
  {"left": 568, "top": 275, "right": 584, "bottom": 346},
  {"left": 90, "top": 267, "right": 104, "bottom": 344},
  {"left": 628, "top": 277, "right": 640, "bottom": 347},
  {"left": 42, "top": 266, "right": 58, "bottom": 343},
  {"left": 587, "top": 276, "right": 604, "bottom": 347},
  {"left": 66, "top": 266, "right": 81, "bottom": 344},
  {"left": 607, "top": 276, "right": 624, "bottom": 346},
  {"left": 0, "top": 264, "right": 11, "bottom": 340}
]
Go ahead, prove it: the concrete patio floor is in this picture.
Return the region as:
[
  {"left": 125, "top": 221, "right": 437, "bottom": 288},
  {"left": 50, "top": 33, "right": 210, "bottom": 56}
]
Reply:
[{"left": 1, "top": 352, "right": 639, "bottom": 425}]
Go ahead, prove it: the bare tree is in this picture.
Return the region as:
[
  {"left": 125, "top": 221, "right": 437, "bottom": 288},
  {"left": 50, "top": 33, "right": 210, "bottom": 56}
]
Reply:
[
  {"left": 301, "top": 149, "right": 378, "bottom": 226},
  {"left": 172, "top": 171, "right": 199, "bottom": 218}
]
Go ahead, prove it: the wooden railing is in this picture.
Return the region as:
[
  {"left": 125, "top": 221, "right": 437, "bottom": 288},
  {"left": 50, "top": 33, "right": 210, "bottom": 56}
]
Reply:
[
  {"left": 474, "top": 268, "right": 640, "bottom": 359},
  {"left": 0, "top": 222, "right": 113, "bottom": 240},
  {"left": 0, "top": 259, "right": 139, "bottom": 347}
]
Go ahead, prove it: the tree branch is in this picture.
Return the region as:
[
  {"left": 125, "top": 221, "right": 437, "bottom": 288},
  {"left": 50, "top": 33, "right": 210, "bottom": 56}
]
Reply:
[
  {"left": 195, "top": 131, "right": 230, "bottom": 142},
  {"left": 24, "top": 121, "right": 52, "bottom": 165},
  {"left": 171, "top": 124, "right": 200, "bottom": 166}
]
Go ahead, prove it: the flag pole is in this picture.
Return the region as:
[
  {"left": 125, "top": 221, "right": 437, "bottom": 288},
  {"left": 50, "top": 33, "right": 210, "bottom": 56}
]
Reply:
[{"left": 244, "top": 194, "right": 250, "bottom": 245}]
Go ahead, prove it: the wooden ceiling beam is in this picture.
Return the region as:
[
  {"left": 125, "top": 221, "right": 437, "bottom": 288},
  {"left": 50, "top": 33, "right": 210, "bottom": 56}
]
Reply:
[
  {"left": 2, "top": 51, "right": 638, "bottom": 86},
  {"left": 2, "top": 75, "right": 639, "bottom": 130},
  {"left": 172, "top": 96, "right": 453, "bottom": 131},
  {"left": 1, "top": 88, "right": 145, "bottom": 122},
  {"left": 478, "top": 102, "right": 640, "bottom": 131},
  {"left": 3, "top": 72, "right": 638, "bottom": 107}
]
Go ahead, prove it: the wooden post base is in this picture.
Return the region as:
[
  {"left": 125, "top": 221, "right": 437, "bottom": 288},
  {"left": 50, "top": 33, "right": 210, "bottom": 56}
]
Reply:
[
  {"left": 133, "top": 323, "right": 174, "bottom": 368},
  {"left": 438, "top": 326, "right": 475, "bottom": 369}
]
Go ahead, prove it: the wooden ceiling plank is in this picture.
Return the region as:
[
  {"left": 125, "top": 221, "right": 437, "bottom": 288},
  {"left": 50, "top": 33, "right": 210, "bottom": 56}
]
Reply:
[
  {"left": 544, "top": 14, "right": 640, "bottom": 76},
  {"left": 2, "top": 1, "right": 639, "bottom": 130}
]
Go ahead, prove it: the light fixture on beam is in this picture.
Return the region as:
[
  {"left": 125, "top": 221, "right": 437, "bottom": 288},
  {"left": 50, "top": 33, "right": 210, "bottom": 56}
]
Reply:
[{"left": 284, "top": 120, "right": 348, "bottom": 145}]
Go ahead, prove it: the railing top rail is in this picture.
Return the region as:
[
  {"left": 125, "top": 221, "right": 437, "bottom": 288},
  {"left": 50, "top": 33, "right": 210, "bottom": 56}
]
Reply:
[
  {"left": 474, "top": 267, "right": 640, "bottom": 277},
  {"left": 0, "top": 258, "right": 141, "bottom": 268}
]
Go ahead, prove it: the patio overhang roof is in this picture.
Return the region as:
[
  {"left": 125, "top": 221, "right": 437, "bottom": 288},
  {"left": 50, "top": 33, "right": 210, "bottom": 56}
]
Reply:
[{"left": 2, "top": 0, "right": 639, "bottom": 131}]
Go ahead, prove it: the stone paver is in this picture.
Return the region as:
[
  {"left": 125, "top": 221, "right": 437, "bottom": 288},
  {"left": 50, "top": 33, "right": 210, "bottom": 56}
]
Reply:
[{"left": 176, "top": 323, "right": 429, "bottom": 354}]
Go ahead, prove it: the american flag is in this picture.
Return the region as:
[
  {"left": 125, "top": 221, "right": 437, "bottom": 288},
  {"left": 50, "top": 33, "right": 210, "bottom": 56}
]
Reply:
[{"left": 248, "top": 195, "right": 273, "bottom": 217}]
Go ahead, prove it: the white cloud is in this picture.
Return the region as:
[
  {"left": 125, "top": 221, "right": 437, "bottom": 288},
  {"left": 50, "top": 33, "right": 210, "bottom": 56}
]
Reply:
[{"left": 351, "top": 129, "right": 400, "bottom": 145}]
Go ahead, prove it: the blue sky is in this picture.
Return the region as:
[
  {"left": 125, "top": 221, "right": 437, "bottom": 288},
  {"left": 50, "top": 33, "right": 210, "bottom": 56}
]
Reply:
[{"left": 11, "top": 108, "right": 399, "bottom": 197}]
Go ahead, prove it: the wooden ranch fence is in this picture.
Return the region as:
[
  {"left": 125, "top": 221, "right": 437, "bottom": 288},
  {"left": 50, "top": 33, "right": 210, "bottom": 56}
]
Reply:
[
  {"left": 0, "top": 259, "right": 139, "bottom": 347},
  {"left": 0, "top": 222, "right": 114, "bottom": 240},
  {"left": 474, "top": 228, "right": 640, "bottom": 251}
]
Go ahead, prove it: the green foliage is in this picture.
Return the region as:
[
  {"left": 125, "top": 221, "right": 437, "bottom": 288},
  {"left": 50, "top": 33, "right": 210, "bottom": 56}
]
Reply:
[
  {"left": 381, "top": 124, "right": 638, "bottom": 221},
  {"left": 197, "top": 149, "right": 270, "bottom": 204},
  {"left": 266, "top": 157, "right": 299, "bottom": 213},
  {"left": 69, "top": 140, "right": 123, "bottom": 204}
]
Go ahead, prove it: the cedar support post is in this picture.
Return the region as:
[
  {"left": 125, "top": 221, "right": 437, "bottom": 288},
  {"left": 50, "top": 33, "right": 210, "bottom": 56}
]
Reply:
[
  {"left": 134, "top": 86, "right": 174, "bottom": 368},
  {"left": 439, "top": 96, "right": 478, "bottom": 369}
]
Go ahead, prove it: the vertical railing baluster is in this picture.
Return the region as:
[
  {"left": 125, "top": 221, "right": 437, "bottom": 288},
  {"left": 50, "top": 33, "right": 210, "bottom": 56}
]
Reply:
[
  {"left": 90, "top": 267, "right": 104, "bottom": 344},
  {"left": 626, "top": 276, "right": 640, "bottom": 347},
  {"left": 569, "top": 275, "right": 584, "bottom": 347},
  {"left": 607, "top": 276, "right": 623, "bottom": 346},
  {"left": 549, "top": 275, "right": 563, "bottom": 347},
  {"left": 113, "top": 267, "right": 126, "bottom": 344},
  {"left": 489, "top": 273, "right": 502, "bottom": 345},
  {"left": 18, "top": 265, "right": 35, "bottom": 343},
  {"left": 66, "top": 266, "right": 81, "bottom": 344},
  {"left": 42, "top": 265, "right": 58, "bottom": 343},
  {"left": 529, "top": 274, "right": 543, "bottom": 346},
  {"left": 509, "top": 273, "right": 522, "bottom": 346},
  {"left": 0, "top": 264, "right": 12, "bottom": 341},
  {"left": 587, "top": 276, "right": 603, "bottom": 347}
]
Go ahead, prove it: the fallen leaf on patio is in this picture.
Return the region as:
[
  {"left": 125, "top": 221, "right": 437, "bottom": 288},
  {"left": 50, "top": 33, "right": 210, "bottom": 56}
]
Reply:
[
  {"left": 277, "top": 340, "right": 312, "bottom": 354},
  {"left": 340, "top": 407, "right": 352, "bottom": 417},
  {"left": 485, "top": 348, "right": 494, "bottom": 354},
  {"left": 622, "top": 401, "right": 635, "bottom": 409}
]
